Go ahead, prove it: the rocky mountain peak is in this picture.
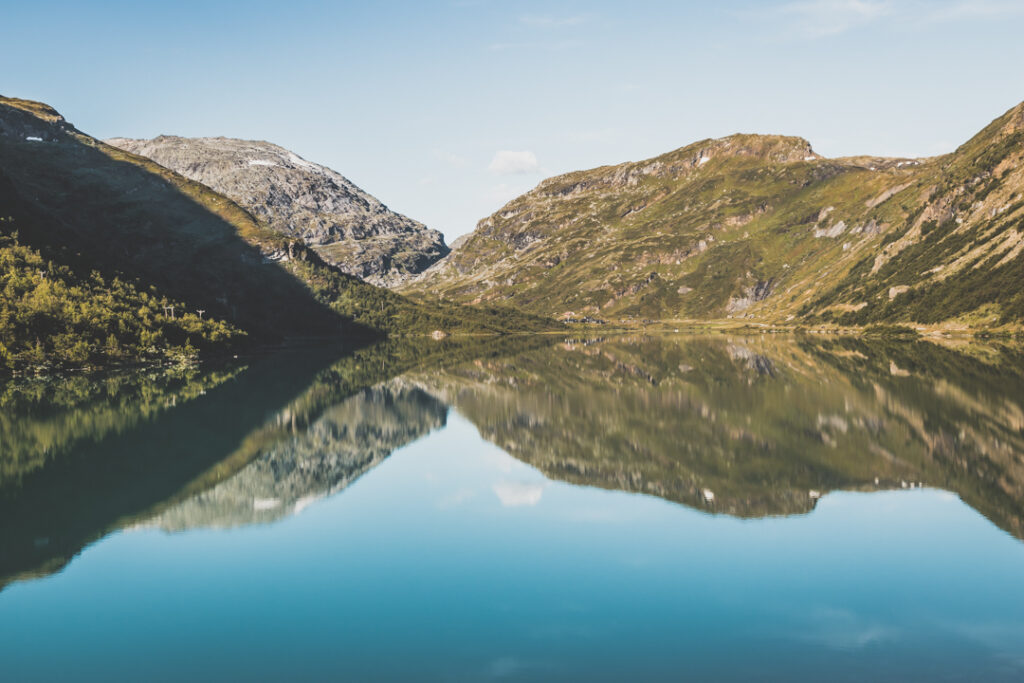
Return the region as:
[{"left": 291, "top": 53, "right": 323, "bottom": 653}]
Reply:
[
  {"left": 677, "top": 133, "right": 817, "bottom": 165},
  {"left": 105, "top": 135, "right": 449, "bottom": 287}
]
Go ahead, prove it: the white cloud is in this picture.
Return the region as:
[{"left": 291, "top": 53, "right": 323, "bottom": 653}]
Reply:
[
  {"left": 488, "top": 150, "right": 540, "bottom": 174},
  {"left": 772, "top": 0, "right": 893, "bottom": 36},
  {"left": 796, "top": 606, "right": 901, "bottom": 649},
  {"left": 493, "top": 481, "right": 545, "bottom": 507}
]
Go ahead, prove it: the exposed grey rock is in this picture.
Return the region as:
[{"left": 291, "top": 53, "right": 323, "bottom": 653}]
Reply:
[{"left": 106, "top": 135, "right": 449, "bottom": 286}]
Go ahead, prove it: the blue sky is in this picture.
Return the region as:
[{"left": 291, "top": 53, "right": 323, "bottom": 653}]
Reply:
[{"left": 4, "top": 0, "right": 1024, "bottom": 240}]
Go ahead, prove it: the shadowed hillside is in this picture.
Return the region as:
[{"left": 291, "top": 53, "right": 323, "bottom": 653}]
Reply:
[{"left": 0, "top": 96, "right": 556, "bottom": 373}]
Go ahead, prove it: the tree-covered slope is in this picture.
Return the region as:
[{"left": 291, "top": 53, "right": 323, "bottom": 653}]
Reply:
[{"left": 404, "top": 102, "right": 1024, "bottom": 330}]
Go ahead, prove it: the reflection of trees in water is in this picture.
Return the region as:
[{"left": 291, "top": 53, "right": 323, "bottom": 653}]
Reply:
[
  {"left": 411, "top": 335, "right": 1024, "bottom": 538},
  {"left": 0, "top": 365, "right": 244, "bottom": 487}
]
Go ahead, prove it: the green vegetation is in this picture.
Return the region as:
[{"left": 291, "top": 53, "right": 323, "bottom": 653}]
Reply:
[
  {"left": 0, "top": 230, "right": 241, "bottom": 373},
  {"left": 405, "top": 103, "right": 1024, "bottom": 331},
  {"left": 289, "top": 254, "right": 555, "bottom": 336}
]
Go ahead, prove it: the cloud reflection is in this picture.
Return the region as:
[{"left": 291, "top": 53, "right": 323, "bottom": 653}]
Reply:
[{"left": 493, "top": 481, "right": 545, "bottom": 507}]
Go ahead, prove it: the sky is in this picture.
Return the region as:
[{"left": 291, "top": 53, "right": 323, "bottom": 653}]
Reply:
[{"left": 4, "top": 0, "right": 1024, "bottom": 241}]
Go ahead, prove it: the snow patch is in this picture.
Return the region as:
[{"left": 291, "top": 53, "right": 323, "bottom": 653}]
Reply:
[
  {"left": 286, "top": 152, "right": 319, "bottom": 172},
  {"left": 252, "top": 498, "right": 281, "bottom": 511},
  {"left": 698, "top": 154, "right": 710, "bottom": 165},
  {"left": 247, "top": 159, "right": 278, "bottom": 167},
  {"left": 25, "top": 136, "right": 42, "bottom": 142}
]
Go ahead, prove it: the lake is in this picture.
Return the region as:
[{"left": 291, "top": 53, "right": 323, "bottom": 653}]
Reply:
[{"left": 1, "top": 334, "right": 1023, "bottom": 682}]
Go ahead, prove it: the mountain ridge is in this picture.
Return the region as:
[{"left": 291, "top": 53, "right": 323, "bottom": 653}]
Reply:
[
  {"left": 404, "top": 102, "right": 1024, "bottom": 331},
  {"left": 105, "top": 135, "right": 449, "bottom": 286}
]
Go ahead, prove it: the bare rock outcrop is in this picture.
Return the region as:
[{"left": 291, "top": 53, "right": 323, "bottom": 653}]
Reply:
[{"left": 107, "top": 136, "right": 448, "bottom": 286}]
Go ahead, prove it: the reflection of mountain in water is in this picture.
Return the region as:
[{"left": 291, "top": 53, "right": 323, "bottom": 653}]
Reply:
[
  {"left": 150, "top": 381, "right": 446, "bottom": 530},
  {"left": 412, "top": 335, "right": 1024, "bottom": 539},
  {"left": 0, "top": 334, "right": 530, "bottom": 589},
  {"left": 0, "top": 337, "right": 487, "bottom": 590},
  {"left": 4, "top": 332, "right": 1022, "bottom": 591}
]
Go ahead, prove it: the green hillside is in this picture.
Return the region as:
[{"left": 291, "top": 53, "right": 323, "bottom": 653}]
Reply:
[{"left": 404, "top": 102, "right": 1024, "bottom": 332}]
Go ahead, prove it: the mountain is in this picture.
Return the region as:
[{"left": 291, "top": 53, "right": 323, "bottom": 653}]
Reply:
[
  {"left": 404, "top": 102, "right": 1024, "bottom": 330},
  {"left": 0, "top": 95, "right": 551, "bottom": 373},
  {"left": 106, "top": 136, "right": 448, "bottom": 287}
]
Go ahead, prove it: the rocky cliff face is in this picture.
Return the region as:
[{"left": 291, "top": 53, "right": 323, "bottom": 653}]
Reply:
[
  {"left": 107, "top": 136, "right": 448, "bottom": 287},
  {"left": 405, "top": 103, "right": 1024, "bottom": 329}
]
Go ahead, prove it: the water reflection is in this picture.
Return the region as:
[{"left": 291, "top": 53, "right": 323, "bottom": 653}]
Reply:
[
  {"left": 412, "top": 334, "right": 1024, "bottom": 538},
  {"left": 0, "top": 335, "right": 545, "bottom": 588},
  {"left": 1, "top": 333, "right": 1023, "bottom": 593},
  {"left": 147, "top": 380, "right": 447, "bottom": 531}
]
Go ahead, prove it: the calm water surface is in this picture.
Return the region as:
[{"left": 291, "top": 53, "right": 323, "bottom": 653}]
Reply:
[{"left": 1, "top": 335, "right": 1023, "bottom": 681}]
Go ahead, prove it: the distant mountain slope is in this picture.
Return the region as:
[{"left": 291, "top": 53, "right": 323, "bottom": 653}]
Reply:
[
  {"left": 405, "top": 102, "right": 1024, "bottom": 330},
  {"left": 106, "top": 136, "right": 448, "bottom": 286}
]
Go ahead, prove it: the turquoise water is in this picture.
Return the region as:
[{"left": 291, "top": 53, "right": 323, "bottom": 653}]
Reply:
[{"left": 1, "top": 336, "right": 1023, "bottom": 681}]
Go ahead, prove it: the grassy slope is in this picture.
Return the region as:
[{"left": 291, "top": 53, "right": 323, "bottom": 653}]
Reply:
[{"left": 405, "top": 103, "right": 1024, "bottom": 330}]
